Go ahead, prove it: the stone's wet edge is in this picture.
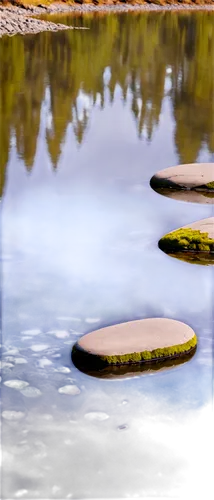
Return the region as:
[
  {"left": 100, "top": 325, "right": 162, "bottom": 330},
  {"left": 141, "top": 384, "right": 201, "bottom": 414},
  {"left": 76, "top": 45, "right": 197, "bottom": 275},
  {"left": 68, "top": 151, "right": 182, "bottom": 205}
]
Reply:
[
  {"left": 159, "top": 217, "right": 214, "bottom": 264},
  {"left": 72, "top": 318, "right": 197, "bottom": 369},
  {"left": 72, "top": 347, "right": 197, "bottom": 379},
  {"left": 150, "top": 163, "right": 214, "bottom": 192}
]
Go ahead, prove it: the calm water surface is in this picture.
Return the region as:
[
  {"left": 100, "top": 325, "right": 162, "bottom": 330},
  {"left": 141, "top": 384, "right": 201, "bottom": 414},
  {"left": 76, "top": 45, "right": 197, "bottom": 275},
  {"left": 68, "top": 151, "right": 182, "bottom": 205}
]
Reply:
[{"left": 1, "top": 11, "right": 214, "bottom": 499}]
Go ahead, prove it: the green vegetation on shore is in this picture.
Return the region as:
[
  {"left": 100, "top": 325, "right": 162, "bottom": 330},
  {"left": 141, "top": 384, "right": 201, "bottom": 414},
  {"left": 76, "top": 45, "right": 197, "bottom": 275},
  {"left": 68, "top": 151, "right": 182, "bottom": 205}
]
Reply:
[
  {"left": 73, "top": 333, "right": 197, "bottom": 366},
  {"left": 159, "top": 228, "right": 214, "bottom": 253},
  {"left": 0, "top": 10, "right": 214, "bottom": 196}
]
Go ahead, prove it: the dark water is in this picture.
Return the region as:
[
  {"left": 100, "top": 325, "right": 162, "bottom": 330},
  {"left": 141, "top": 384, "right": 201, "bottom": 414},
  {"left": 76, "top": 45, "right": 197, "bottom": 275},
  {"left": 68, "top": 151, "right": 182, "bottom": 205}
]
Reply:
[{"left": 0, "top": 11, "right": 214, "bottom": 499}]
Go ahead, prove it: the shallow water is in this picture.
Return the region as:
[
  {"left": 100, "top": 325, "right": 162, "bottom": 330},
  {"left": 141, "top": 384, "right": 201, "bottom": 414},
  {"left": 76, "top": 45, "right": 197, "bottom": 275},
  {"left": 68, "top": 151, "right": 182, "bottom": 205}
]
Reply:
[{"left": 0, "top": 10, "right": 214, "bottom": 499}]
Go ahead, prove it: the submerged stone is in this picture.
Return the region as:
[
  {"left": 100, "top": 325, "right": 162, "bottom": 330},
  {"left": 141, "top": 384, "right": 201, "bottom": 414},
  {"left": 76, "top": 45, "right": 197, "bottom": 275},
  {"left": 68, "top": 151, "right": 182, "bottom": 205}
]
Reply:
[
  {"left": 159, "top": 217, "right": 214, "bottom": 264},
  {"left": 72, "top": 318, "right": 197, "bottom": 372},
  {"left": 58, "top": 385, "right": 80, "bottom": 395},
  {"left": 150, "top": 163, "right": 214, "bottom": 203},
  {"left": 4, "top": 380, "right": 29, "bottom": 390}
]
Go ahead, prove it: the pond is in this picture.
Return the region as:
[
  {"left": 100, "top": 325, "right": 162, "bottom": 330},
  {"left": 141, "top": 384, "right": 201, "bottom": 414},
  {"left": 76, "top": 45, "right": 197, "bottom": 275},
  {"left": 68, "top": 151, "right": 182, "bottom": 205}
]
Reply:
[{"left": 1, "top": 10, "right": 214, "bottom": 499}]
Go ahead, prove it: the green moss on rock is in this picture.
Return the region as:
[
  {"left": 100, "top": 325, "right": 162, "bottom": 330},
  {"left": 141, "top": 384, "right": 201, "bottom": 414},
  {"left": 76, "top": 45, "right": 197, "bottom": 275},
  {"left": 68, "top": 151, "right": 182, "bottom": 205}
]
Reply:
[
  {"left": 205, "top": 181, "right": 214, "bottom": 189},
  {"left": 98, "top": 334, "right": 197, "bottom": 365},
  {"left": 159, "top": 228, "right": 214, "bottom": 254}
]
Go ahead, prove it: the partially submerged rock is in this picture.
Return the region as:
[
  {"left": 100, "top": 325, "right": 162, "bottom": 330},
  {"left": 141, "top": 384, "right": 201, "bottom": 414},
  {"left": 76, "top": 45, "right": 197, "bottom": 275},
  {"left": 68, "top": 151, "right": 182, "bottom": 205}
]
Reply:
[
  {"left": 72, "top": 318, "right": 197, "bottom": 374},
  {"left": 150, "top": 163, "right": 214, "bottom": 203},
  {"left": 159, "top": 217, "right": 214, "bottom": 264}
]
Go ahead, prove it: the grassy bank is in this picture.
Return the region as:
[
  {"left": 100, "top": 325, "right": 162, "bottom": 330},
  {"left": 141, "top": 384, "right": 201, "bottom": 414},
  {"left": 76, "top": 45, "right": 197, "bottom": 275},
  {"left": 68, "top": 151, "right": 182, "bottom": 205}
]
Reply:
[{"left": 159, "top": 228, "right": 214, "bottom": 253}]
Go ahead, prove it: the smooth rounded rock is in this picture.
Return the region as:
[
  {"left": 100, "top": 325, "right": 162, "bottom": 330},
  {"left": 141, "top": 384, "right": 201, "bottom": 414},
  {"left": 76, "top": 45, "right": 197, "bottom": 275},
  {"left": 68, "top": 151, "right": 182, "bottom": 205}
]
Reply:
[
  {"left": 150, "top": 163, "right": 214, "bottom": 204},
  {"left": 159, "top": 217, "right": 214, "bottom": 264},
  {"left": 72, "top": 318, "right": 197, "bottom": 370}
]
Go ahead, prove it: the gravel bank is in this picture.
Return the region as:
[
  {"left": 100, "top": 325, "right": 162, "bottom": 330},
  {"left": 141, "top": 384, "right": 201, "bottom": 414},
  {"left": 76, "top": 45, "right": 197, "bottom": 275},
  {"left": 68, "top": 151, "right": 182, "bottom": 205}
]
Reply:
[
  {"left": 0, "top": 6, "right": 73, "bottom": 36},
  {"left": 0, "top": 2, "right": 213, "bottom": 37}
]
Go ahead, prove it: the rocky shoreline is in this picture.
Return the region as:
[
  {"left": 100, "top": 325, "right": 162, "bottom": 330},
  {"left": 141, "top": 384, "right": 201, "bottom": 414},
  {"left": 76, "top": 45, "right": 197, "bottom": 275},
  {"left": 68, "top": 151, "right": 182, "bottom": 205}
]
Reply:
[{"left": 0, "top": 2, "right": 214, "bottom": 37}]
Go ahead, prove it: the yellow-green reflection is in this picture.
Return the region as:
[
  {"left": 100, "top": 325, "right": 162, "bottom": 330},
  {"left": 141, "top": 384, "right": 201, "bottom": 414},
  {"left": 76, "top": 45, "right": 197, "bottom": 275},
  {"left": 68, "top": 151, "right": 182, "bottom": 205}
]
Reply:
[
  {"left": 151, "top": 187, "right": 214, "bottom": 204},
  {"left": 161, "top": 251, "right": 214, "bottom": 266},
  {"left": 0, "top": 11, "right": 214, "bottom": 196}
]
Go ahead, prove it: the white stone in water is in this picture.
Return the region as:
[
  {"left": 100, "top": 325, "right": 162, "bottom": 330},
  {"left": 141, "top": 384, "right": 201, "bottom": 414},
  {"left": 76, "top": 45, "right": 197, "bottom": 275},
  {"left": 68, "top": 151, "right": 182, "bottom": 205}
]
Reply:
[
  {"left": 78, "top": 318, "right": 196, "bottom": 361},
  {"left": 55, "top": 367, "right": 71, "bottom": 374},
  {"left": 7, "top": 380, "right": 27, "bottom": 390},
  {"left": 15, "top": 489, "right": 28, "bottom": 498},
  {"left": 14, "top": 358, "right": 28, "bottom": 364},
  {"left": 47, "top": 330, "right": 70, "bottom": 339},
  {"left": 58, "top": 385, "right": 80, "bottom": 395},
  {"left": 2, "top": 410, "right": 25, "bottom": 421},
  {"left": 84, "top": 412, "right": 109, "bottom": 421},
  {"left": 30, "top": 344, "right": 49, "bottom": 352}
]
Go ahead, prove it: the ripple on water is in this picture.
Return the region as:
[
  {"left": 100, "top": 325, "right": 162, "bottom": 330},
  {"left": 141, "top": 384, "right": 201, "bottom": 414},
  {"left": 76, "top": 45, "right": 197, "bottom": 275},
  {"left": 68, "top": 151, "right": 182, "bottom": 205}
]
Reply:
[
  {"left": 30, "top": 344, "right": 49, "bottom": 352},
  {"left": 57, "top": 316, "right": 81, "bottom": 322},
  {"left": 47, "top": 330, "right": 70, "bottom": 339},
  {"left": 197, "top": 357, "right": 213, "bottom": 366},
  {"left": 21, "top": 329, "right": 42, "bottom": 336},
  {"left": 20, "top": 387, "right": 42, "bottom": 398},
  {"left": 0, "top": 361, "right": 14, "bottom": 369},
  {"left": 85, "top": 318, "right": 100, "bottom": 324}
]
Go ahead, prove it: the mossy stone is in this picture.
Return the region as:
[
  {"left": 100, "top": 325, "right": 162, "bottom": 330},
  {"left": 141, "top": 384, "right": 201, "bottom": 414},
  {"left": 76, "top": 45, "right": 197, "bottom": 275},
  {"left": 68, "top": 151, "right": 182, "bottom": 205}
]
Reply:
[
  {"left": 72, "top": 318, "right": 197, "bottom": 368},
  {"left": 159, "top": 217, "right": 214, "bottom": 258}
]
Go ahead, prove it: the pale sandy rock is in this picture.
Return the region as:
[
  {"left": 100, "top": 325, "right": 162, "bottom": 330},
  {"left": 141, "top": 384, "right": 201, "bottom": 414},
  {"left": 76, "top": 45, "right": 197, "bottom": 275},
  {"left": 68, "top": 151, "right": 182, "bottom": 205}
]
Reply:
[
  {"left": 77, "top": 318, "right": 195, "bottom": 356},
  {"left": 151, "top": 163, "right": 214, "bottom": 189}
]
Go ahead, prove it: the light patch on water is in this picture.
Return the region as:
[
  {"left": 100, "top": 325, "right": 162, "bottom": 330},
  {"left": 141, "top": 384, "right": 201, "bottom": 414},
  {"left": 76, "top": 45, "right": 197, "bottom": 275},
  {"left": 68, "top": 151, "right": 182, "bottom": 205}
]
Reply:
[
  {"left": 20, "top": 387, "right": 42, "bottom": 398},
  {"left": 21, "top": 329, "right": 42, "bottom": 336},
  {"left": 37, "top": 358, "right": 53, "bottom": 368},
  {"left": 58, "top": 385, "right": 80, "bottom": 395},
  {"left": 52, "top": 485, "right": 61, "bottom": 495},
  {"left": 54, "top": 367, "right": 71, "bottom": 374},
  {"left": 0, "top": 361, "right": 7, "bottom": 370},
  {"left": 13, "top": 358, "right": 28, "bottom": 364},
  {"left": 85, "top": 318, "right": 100, "bottom": 324},
  {"left": 84, "top": 412, "right": 109, "bottom": 422},
  {"left": 57, "top": 316, "right": 81, "bottom": 322},
  {"left": 2, "top": 411, "right": 25, "bottom": 421},
  {"left": 198, "top": 358, "right": 213, "bottom": 366},
  {"left": 15, "top": 490, "right": 28, "bottom": 498},
  {"left": 47, "top": 330, "right": 70, "bottom": 339},
  {"left": 4, "top": 380, "right": 29, "bottom": 390},
  {"left": 6, "top": 348, "right": 19, "bottom": 355},
  {"left": 202, "top": 328, "right": 212, "bottom": 335},
  {"left": 30, "top": 344, "right": 49, "bottom": 352}
]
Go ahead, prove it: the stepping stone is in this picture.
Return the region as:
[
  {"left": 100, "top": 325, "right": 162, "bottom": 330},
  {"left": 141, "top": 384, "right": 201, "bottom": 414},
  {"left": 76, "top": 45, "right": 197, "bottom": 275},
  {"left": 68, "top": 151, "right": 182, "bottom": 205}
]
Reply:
[
  {"left": 159, "top": 217, "right": 214, "bottom": 264},
  {"left": 150, "top": 163, "right": 214, "bottom": 204},
  {"left": 72, "top": 318, "right": 197, "bottom": 373}
]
